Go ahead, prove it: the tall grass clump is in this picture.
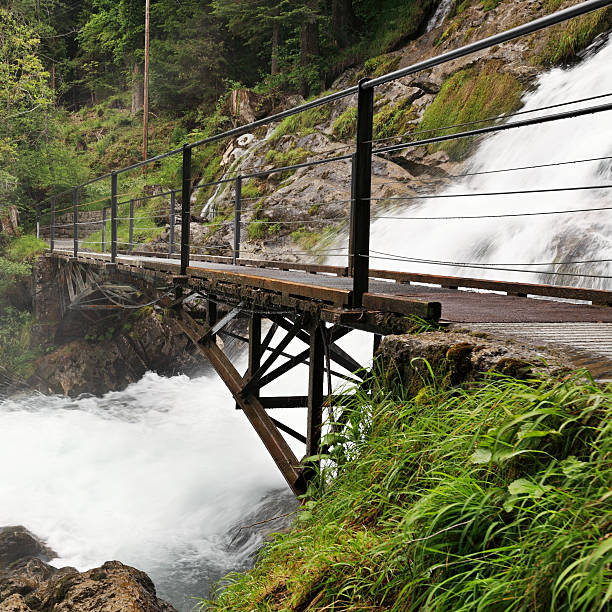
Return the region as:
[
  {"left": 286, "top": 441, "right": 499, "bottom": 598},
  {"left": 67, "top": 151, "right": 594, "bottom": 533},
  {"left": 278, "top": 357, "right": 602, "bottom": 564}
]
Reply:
[{"left": 206, "top": 370, "right": 612, "bottom": 611}]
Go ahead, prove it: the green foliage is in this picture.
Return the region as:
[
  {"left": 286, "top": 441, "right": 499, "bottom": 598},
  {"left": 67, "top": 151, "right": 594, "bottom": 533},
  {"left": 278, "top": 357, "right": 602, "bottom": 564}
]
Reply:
[
  {"left": 246, "top": 219, "right": 279, "bottom": 240},
  {"left": 207, "top": 371, "right": 612, "bottom": 610},
  {"left": 0, "top": 307, "right": 40, "bottom": 384},
  {"left": 534, "top": 7, "right": 612, "bottom": 65},
  {"left": 420, "top": 61, "right": 524, "bottom": 160},
  {"left": 5, "top": 236, "right": 47, "bottom": 262},
  {"left": 331, "top": 106, "right": 357, "bottom": 141},
  {"left": 269, "top": 106, "right": 332, "bottom": 144}
]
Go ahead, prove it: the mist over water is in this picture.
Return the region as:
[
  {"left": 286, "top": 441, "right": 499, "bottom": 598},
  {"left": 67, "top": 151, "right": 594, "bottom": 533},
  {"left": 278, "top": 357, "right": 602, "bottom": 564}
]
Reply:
[
  {"left": 0, "top": 371, "right": 292, "bottom": 609},
  {"left": 366, "top": 36, "right": 612, "bottom": 290}
]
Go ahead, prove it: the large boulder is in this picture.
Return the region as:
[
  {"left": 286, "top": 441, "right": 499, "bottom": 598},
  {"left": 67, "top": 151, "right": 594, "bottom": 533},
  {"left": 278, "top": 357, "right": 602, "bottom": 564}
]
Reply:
[
  {"left": 377, "top": 330, "right": 567, "bottom": 395},
  {"left": 0, "top": 528, "right": 55, "bottom": 570},
  {"left": 0, "top": 527, "right": 176, "bottom": 611}
]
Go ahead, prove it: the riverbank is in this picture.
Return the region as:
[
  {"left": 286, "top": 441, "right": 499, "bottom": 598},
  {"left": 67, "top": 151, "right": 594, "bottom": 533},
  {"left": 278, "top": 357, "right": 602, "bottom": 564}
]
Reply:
[{"left": 207, "top": 349, "right": 612, "bottom": 610}]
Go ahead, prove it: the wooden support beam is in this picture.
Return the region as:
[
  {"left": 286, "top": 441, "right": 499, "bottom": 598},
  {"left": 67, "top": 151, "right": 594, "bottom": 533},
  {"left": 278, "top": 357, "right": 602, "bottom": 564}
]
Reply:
[
  {"left": 307, "top": 321, "right": 325, "bottom": 458},
  {"left": 176, "top": 312, "right": 304, "bottom": 496},
  {"left": 254, "top": 347, "right": 310, "bottom": 390},
  {"left": 261, "top": 396, "right": 309, "bottom": 409},
  {"left": 269, "top": 417, "right": 307, "bottom": 444},
  {"left": 248, "top": 317, "right": 304, "bottom": 384}
]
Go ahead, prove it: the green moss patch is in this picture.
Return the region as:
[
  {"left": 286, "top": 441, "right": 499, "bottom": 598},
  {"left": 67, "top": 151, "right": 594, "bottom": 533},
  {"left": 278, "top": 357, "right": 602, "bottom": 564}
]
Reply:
[
  {"left": 534, "top": 6, "right": 612, "bottom": 66},
  {"left": 269, "top": 107, "right": 332, "bottom": 145},
  {"left": 419, "top": 61, "right": 524, "bottom": 160},
  {"left": 331, "top": 106, "right": 357, "bottom": 141},
  {"left": 373, "top": 98, "right": 419, "bottom": 141}
]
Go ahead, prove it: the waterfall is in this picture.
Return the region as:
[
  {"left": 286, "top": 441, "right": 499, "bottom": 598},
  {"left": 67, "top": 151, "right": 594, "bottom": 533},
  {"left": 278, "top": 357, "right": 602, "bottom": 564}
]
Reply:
[
  {"left": 199, "top": 127, "right": 276, "bottom": 220},
  {"left": 426, "top": 0, "right": 455, "bottom": 32},
  {"left": 366, "top": 36, "right": 612, "bottom": 290}
]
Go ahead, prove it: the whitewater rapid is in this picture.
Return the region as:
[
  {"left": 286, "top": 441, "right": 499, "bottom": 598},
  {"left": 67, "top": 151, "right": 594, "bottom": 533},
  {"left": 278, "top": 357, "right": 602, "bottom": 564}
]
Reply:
[
  {"left": 365, "top": 35, "right": 612, "bottom": 290},
  {"left": 0, "top": 370, "right": 294, "bottom": 609}
]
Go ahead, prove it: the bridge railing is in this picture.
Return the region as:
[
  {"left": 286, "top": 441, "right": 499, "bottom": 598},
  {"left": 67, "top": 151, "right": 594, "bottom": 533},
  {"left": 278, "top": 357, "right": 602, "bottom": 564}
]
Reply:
[{"left": 36, "top": 0, "right": 612, "bottom": 305}]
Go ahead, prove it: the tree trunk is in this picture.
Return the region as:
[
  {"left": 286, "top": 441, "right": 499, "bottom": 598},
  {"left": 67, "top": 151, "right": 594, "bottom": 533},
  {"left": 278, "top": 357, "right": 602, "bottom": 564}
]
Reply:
[
  {"left": 331, "top": 0, "right": 356, "bottom": 49},
  {"left": 300, "top": 0, "right": 320, "bottom": 96},
  {"left": 131, "top": 62, "right": 144, "bottom": 115},
  {"left": 271, "top": 11, "right": 280, "bottom": 75}
]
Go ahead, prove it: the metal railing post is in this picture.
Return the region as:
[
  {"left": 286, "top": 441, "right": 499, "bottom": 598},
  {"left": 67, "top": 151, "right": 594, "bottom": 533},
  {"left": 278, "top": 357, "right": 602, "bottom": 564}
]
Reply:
[
  {"left": 102, "top": 207, "right": 107, "bottom": 252},
  {"left": 181, "top": 144, "right": 192, "bottom": 275},
  {"left": 350, "top": 78, "right": 374, "bottom": 307},
  {"left": 111, "top": 172, "right": 118, "bottom": 263},
  {"left": 50, "top": 197, "right": 55, "bottom": 252},
  {"left": 129, "top": 199, "right": 135, "bottom": 254},
  {"left": 233, "top": 176, "right": 242, "bottom": 265},
  {"left": 73, "top": 187, "right": 79, "bottom": 258},
  {"left": 169, "top": 190, "right": 176, "bottom": 255}
]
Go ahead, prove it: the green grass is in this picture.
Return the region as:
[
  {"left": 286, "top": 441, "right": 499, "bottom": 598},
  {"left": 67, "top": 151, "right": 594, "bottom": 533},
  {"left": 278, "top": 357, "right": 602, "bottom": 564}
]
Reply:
[
  {"left": 246, "top": 219, "right": 281, "bottom": 241},
  {"left": 362, "top": 54, "right": 401, "bottom": 79},
  {"left": 331, "top": 107, "right": 357, "bottom": 141},
  {"left": 206, "top": 369, "right": 612, "bottom": 610},
  {"left": 4, "top": 235, "right": 47, "bottom": 262},
  {"left": 419, "top": 61, "right": 524, "bottom": 160},
  {"left": 269, "top": 107, "right": 332, "bottom": 145},
  {"left": 534, "top": 6, "right": 612, "bottom": 65}
]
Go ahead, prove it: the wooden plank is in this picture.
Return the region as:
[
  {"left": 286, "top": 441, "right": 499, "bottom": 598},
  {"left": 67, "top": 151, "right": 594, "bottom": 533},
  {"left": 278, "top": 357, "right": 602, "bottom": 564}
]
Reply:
[
  {"left": 260, "top": 396, "right": 309, "bottom": 409},
  {"left": 369, "top": 269, "right": 612, "bottom": 306},
  {"left": 362, "top": 293, "right": 441, "bottom": 320}
]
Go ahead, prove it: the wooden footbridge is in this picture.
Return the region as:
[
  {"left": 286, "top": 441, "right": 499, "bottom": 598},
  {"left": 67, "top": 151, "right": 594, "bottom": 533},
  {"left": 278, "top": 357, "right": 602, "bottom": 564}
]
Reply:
[{"left": 37, "top": 1, "right": 612, "bottom": 495}]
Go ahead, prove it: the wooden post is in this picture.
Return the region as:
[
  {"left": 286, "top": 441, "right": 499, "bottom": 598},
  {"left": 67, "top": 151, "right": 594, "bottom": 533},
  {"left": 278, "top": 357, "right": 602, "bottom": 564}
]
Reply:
[{"left": 306, "top": 320, "right": 325, "bottom": 458}]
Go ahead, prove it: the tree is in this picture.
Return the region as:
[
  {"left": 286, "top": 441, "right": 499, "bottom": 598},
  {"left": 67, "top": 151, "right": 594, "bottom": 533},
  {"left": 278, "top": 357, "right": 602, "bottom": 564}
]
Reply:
[
  {"left": 331, "top": 0, "right": 357, "bottom": 49},
  {"left": 0, "top": 7, "right": 53, "bottom": 210},
  {"left": 212, "top": 0, "right": 293, "bottom": 76}
]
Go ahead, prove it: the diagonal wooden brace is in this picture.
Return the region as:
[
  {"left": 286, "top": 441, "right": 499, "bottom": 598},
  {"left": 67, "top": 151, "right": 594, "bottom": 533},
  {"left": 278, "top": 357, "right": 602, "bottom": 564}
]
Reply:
[{"left": 176, "top": 312, "right": 305, "bottom": 496}]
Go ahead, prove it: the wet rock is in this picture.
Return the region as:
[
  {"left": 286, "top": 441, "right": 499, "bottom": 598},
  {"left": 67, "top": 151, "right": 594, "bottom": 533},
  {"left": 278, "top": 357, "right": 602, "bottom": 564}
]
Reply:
[
  {"left": 29, "top": 310, "right": 202, "bottom": 397},
  {"left": 377, "top": 330, "right": 567, "bottom": 395},
  {"left": 0, "top": 528, "right": 55, "bottom": 570},
  {"left": 0, "top": 528, "right": 176, "bottom": 611}
]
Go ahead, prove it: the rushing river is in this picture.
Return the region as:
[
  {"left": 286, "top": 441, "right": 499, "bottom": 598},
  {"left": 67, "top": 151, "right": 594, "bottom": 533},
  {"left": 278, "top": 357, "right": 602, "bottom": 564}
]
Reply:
[{"left": 0, "top": 369, "right": 299, "bottom": 610}]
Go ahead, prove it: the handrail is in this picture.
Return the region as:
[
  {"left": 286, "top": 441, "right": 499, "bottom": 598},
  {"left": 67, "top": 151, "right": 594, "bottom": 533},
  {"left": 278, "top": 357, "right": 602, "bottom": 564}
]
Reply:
[{"left": 39, "top": 0, "right": 612, "bottom": 302}]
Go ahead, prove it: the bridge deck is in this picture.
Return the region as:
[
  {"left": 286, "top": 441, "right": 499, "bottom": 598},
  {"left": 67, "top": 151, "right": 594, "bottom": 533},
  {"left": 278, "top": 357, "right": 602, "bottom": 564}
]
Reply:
[{"left": 54, "top": 249, "right": 612, "bottom": 324}]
